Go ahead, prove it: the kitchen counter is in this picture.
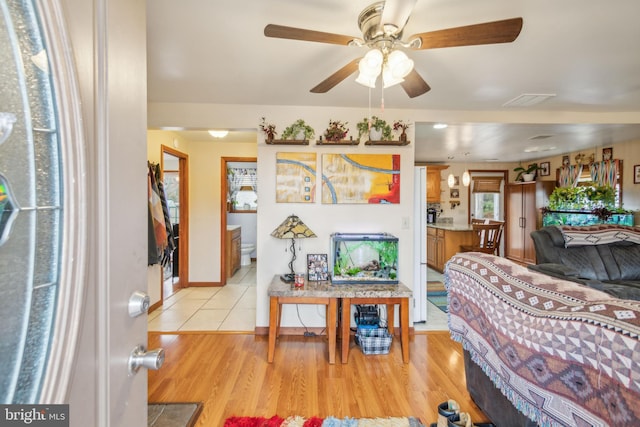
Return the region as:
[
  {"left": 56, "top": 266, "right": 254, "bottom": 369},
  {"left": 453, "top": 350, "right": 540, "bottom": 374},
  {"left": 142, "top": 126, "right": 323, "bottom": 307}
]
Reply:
[{"left": 427, "top": 223, "right": 473, "bottom": 232}]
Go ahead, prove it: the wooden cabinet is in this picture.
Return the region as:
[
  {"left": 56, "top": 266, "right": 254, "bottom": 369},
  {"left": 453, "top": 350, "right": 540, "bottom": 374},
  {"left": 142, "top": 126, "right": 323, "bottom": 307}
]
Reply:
[
  {"left": 427, "top": 226, "right": 474, "bottom": 272},
  {"left": 505, "top": 181, "right": 554, "bottom": 265},
  {"left": 426, "top": 165, "right": 448, "bottom": 202},
  {"left": 226, "top": 227, "right": 241, "bottom": 278}
]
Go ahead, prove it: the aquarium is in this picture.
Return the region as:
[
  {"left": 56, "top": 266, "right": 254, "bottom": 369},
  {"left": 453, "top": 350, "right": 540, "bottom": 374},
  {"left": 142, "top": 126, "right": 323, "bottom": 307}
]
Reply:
[
  {"left": 542, "top": 210, "right": 634, "bottom": 227},
  {"left": 330, "top": 233, "right": 399, "bottom": 284}
]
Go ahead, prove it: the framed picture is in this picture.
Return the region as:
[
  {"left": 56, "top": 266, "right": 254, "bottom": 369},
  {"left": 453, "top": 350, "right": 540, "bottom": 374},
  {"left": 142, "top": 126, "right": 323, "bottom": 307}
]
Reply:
[
  {"left": 634, "top": 165, "right": 640, "bottom": 184},
  {"left": 603, "top": 147, "right": 613, "bottom": 161},
  {"left": 539, "top": 161, "right": 550, "bottom": 176},
  {"left": 450, "top": 188, "right": 459, "bottom": 198},
  {"left": 307, "top": 254, "right": 329, "bottom": 281}
]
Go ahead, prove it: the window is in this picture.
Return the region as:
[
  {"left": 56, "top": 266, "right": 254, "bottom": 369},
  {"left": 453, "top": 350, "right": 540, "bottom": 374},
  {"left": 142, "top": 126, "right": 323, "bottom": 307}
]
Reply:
[{"left": 470, "top": 175, "right": 504, "bottom": 221}]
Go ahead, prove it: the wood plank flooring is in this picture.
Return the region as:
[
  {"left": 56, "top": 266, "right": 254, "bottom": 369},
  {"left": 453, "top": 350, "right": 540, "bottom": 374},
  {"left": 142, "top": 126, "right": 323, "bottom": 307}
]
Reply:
[{"left": 148, "top": 332, "right": 489, "bottom": 426}]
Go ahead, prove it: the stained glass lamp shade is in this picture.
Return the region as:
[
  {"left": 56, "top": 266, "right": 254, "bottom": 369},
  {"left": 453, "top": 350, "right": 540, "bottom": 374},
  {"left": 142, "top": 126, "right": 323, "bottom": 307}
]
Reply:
[{"left": 270, "top": 214, "right": 316, "bottom": 282}]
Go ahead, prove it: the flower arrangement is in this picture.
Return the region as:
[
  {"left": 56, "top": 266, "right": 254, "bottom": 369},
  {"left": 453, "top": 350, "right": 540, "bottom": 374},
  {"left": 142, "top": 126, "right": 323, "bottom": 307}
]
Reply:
[
  {"left": 393, "top": 120, "right": 410, "bottom": 141},
  {"left": 259, "top": 117, "right": 277, "bottom": 141},
  {"left": 356, "top": 116, "right": 392, "bottom": 141},
  {"left": 323, "top": 119, "right": 349, "bottom": 142},
  {"left": 281, "top": 119, "right": 315, "bottom": 140}
]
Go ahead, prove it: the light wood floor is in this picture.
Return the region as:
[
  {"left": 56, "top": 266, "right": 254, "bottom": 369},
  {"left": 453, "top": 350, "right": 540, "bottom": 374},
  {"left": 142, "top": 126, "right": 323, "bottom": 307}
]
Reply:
[{"left": 147, "top": 332, "right": 489, "bottom": 426}]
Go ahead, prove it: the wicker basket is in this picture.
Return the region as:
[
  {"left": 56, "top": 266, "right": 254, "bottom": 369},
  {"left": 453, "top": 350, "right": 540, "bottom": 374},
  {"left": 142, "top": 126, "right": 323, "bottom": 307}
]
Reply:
[{"left": 355, "top": 327, "right": 392, "bottom": 355}]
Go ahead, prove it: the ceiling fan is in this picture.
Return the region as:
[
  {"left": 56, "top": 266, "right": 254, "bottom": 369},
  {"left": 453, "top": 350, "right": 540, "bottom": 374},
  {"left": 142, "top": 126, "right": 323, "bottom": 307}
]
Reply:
[{"left": 264, "top": 0, "right": 523, "bottom": 98}]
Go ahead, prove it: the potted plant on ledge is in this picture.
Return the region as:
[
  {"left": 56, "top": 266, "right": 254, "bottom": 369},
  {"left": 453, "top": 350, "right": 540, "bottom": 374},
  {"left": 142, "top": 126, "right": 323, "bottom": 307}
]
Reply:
[
  {"left": 356, "top": 116, "right": 392, "bottom": 141},
  {"left": 393, "top": 120, "right": 410, "bottom": 142},
  {"left": 259, "top": 117, "right": 277, "bottom": 142},
  {"left": 323, "top": 119, "right": 349, "bottom": 142},
  {"left": 514, "top": 163, "right": 539, "bottom": 182},
  {"left": 282, "top": 119, "right": 315, "bottom": 141}
]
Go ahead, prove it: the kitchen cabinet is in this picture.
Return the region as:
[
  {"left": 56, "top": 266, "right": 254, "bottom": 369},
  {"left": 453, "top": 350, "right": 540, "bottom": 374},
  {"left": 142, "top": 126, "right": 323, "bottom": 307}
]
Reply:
[
  {"left": 427, "top": 225, "right": 474, "bottom": 272},
  {"left": 505, "top": 181, "right": 554, "bottom": 265},
  {"left": 426, "top": 165, "right": 448, "bottom": 203},
  {"left": 226, "top": 226, "right": 241, "bottom": 278}
]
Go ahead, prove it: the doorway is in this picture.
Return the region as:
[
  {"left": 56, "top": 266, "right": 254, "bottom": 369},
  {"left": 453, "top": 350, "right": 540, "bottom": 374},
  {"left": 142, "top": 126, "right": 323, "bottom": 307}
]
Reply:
[
  {"left": 220, "top": 157, "right": 257, "bottom": 284},
  {"left": 161, "top": 145, "right": 189, "bottom": 300}
]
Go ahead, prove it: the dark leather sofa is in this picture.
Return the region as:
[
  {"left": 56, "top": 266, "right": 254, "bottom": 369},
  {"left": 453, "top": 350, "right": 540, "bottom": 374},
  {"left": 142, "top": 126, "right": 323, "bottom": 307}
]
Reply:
[{"left": 529, "top": 225, "right": 640, "bottom": 300}]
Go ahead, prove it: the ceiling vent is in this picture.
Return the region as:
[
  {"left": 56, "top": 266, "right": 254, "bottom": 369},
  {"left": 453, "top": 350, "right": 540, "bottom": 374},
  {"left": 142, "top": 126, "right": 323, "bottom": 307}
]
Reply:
[
  {"left": 528, "top": 134, "right": 553, "bottom": 140},
  {"left": 503, "top": 93, "right": 556, "bottom": 107}
]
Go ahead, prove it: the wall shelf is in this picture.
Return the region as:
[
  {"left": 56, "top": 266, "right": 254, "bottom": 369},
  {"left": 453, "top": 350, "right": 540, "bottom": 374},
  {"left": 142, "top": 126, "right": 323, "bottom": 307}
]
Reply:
[
  {"left": 266, "top": 139, "right": 309, "bottom": 145},
  {"left": 364, "top": 140, "right": 410, "bottom": 146},
  {"left": 316, "top": 138, "right": 359, "bottom": 146}
]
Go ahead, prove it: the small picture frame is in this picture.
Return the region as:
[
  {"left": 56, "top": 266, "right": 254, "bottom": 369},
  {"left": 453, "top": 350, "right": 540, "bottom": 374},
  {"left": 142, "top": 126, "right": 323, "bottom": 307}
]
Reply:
[
  {"left": 539, "top": 161, "right": 550, "bottom": 176},
  {"left": 603, "top": 147, "right": 613, "bottom": 162},
  {"left": 307, "top": 253, "right": 329, "bottom": 281},
  {"left": 450, "top": 188, "right": 459, "bottom": 198},
  {"left": 453, "top": 176, "right": 460, "bottom": 186},
  {"left": 634, "top": 165, "right": 640, "bottom": 184}
]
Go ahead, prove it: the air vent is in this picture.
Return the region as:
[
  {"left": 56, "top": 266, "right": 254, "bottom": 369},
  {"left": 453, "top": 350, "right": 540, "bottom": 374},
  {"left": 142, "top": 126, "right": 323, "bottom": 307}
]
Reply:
[
  {"left": 528, "top": 134, "right": 553, "bottom": 140},
  {"left": 503, "top": 93, "right": 556, "bottom": 107}
]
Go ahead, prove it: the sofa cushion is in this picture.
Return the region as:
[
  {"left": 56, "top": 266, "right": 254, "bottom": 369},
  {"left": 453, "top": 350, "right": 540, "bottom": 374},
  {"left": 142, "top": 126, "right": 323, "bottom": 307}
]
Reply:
[
  {"left": 557, "top": 246, "right": 609, "bottom": 280},
  {"left": 611, "top": 245, "right": 640, "bottom": 280}
]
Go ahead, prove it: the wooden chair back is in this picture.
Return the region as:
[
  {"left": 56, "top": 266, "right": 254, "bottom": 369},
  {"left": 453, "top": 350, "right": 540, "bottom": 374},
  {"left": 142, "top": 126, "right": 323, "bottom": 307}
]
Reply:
[{"left": 461, "top": 221, "right": 504, "bottom": 255}]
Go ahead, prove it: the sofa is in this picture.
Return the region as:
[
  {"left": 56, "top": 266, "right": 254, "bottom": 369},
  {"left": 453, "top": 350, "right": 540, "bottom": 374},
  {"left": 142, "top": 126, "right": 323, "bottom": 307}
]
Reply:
[
  {"left": 529, "top": 225, "right": 640, "bottom": 300},
  {"left": 445, "top": 252, "right": 640, "bottom": 427}
]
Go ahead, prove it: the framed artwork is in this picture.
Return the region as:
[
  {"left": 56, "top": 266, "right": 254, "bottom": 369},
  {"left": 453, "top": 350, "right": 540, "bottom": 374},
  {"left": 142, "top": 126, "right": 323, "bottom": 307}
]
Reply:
[
  {"left": 634, "top": 165, "right": 640, "bottom": 184},
  {"left": 603, "top": 147, "right": 613, "bottom": 161},
  {"left": 562, "top": 155, "right": 570, "bottom": 167},
  {"left": 275, "top": 152, "right": 317, "bottom": 203},
  {"left": 450, "top": 188, "right": 459, "bottom": 198},
  {"left": 453, "top": 176, "right": 460, "bottom": 186},
  {"left": 307, "top": 254, "right": 329, "bottom": 281},
  {"left": 321, "top": 153, "right": 400, "bottom": 204},
  {"left": 539, "top": 161, "right": 550, "bottom": 176}
]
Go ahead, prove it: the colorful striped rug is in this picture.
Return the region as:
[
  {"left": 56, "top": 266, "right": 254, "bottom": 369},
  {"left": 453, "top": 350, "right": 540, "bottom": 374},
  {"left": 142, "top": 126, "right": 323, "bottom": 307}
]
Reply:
[
  {"left": 427, "top": 281, "right": 448, "bottom": 313},
  {"left": 224, "top": 416, "right": 425, "bottom": 426}
]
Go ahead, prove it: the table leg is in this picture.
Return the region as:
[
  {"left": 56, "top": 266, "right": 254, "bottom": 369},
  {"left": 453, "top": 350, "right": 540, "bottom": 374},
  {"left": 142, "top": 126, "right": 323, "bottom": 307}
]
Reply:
[
  {"left": 341, "top": 298, "right": 351, "bottom": 363},
  {"left": 386, "top": 303, "right": 395, "bottom": 335},
  {"left": 400, "top": 297, "right": 409, "bottom": 363},
  {"left": 327, "top": 298, "right": 337, "bottom": 364},
  {"left": 268, "top": 296, "right": 278, "bottom": 363}
]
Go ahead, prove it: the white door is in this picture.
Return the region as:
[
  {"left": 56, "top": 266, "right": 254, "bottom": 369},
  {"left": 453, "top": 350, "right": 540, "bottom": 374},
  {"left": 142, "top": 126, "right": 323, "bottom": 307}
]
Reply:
[
  {"left": 0, "top": 0, "right": 151, "bottom": 425},
  {"left": 413, "top": 167, "right": 427, "bottom": 322}
]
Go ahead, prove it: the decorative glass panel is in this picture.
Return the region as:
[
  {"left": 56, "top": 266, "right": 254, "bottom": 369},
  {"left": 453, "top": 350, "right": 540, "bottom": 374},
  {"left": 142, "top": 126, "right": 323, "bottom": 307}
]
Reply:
[{"left": 0, "top": 0, "right": 63, "bottom": 403}]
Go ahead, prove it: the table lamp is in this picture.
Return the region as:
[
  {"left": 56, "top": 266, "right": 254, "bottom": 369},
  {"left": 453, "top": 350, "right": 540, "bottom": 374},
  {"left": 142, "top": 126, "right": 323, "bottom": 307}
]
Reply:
[{"left": 271, "top": 214, "right": 316, "bottom": 282}]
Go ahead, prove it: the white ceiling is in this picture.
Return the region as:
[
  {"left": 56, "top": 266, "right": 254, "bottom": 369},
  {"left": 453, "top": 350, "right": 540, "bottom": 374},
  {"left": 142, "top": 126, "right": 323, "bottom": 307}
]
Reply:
[{"left": 147, "top": 0, "right": 640, "bottom": 163}]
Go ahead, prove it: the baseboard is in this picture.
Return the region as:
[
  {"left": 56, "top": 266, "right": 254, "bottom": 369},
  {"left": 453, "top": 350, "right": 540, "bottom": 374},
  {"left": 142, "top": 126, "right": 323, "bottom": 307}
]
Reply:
[
  {"left": 148, "top": 300, "right": 162, "bottom": 314},
  {"left": 188, "top": 281, "right": 222, "bottom": 287},
  {"left": 254, "top": 326, "right": 415, "bottom": 336}
]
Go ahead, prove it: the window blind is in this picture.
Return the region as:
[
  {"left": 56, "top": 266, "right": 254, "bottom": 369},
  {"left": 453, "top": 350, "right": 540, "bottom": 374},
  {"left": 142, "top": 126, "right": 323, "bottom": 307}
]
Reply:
[{"left": 472, "top": 177, "right": 503, "bottom": 193}]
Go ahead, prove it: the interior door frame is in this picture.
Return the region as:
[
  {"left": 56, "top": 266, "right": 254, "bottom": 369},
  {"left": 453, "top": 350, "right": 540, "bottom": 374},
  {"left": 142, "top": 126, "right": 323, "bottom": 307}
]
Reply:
[
  {"left": 466, "top": 169, "right": 509, "bottom": 223},
  {"left": 161, "top": 145, "right": 189, "bottom": 297},
  {"left": 220, "top": 156, "right": 257, "bottom": 284}
]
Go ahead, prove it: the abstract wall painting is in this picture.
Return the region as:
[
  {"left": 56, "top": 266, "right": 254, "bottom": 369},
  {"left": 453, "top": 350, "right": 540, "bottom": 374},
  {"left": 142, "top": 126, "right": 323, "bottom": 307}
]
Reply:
[
  {"left": 321, "top": 154, "right": 400, "bottom": 204},
  {"left": 275, "top": 152, "right": 317, "bottom": 203}
]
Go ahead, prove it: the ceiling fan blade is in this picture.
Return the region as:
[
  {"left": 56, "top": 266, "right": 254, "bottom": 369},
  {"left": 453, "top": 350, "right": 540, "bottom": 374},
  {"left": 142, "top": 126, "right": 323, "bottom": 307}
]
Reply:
[
  {"left": 379, "top": 0, "right": 418, "bottom": 35},
  {"left": 264, "top": 24, "right": 355, "bottom": 46},
  {"left": 400, "top": 69, "right": 431, "bottom": 98},
  {"left": 410, "top": 17, "right": 523, "bottom": 50},
  {"left": 310, "top": 58, "right": 361, "bottom": 93}
]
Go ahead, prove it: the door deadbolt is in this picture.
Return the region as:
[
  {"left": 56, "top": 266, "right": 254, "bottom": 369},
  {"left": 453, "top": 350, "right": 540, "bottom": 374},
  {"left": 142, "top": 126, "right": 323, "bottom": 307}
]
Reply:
[
  {"left": 128, "top": 344, "right": 164, "bottom": 376},
  {"left": 128, "top": 290, "right": 150, "bottom": 317}
]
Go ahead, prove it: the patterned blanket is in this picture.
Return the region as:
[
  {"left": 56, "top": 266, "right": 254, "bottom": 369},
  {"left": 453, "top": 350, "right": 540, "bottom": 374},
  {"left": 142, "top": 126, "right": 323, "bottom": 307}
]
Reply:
[{"left": 445, "top": 253, "right": 640, "bottom": 427}]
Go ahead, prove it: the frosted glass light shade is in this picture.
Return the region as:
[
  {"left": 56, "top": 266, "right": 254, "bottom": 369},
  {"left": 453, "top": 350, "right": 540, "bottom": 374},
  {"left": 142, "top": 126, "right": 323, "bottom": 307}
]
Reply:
[
  {"left": 462, "top": 171, "right": 471, "bottom": 187},
  {"left": 447, "top": 173, "right": 455, "bottom": 188},
  {"left": 386, "top": 50, "right": 413, "bottom": 78}
]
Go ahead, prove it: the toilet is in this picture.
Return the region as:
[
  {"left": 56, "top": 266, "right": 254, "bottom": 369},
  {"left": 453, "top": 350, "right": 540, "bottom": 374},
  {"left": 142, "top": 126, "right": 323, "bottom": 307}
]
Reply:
[{"left": 240, "top": 243, "right": 255, "bottom": 266}]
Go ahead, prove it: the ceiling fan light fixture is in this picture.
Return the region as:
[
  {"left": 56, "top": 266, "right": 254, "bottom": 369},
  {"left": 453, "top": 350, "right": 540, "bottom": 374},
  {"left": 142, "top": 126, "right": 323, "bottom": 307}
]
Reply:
[
  {"left": 355, "top": 71, "right": 377, "bottom": 88},
  {"left": 386, "top": 50, "right": 413, "bottom": 78},
  {"left": 361, "top": 48, "right": 383, "bottom": 71},
  {"left": 382, "top": 66, "right": 404, "bottom": 88}
]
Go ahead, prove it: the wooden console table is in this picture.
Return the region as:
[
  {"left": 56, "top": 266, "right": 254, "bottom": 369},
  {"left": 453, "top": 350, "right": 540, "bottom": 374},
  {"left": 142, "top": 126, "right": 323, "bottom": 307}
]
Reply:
[
  {"left": 338, "top": 283, "right": 413, "bottom": 364},
  {"left": 267, "top": 275, "right": 338, "bottom": 364},
  {"left": 267, "top": 275, "right": 413, "bottom": 364}
]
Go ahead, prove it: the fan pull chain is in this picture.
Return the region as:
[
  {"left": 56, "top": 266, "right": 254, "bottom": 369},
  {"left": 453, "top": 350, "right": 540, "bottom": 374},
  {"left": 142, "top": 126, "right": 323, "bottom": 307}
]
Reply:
[{"left": 380, "top": 83, "right": 385, "bottom": 112}]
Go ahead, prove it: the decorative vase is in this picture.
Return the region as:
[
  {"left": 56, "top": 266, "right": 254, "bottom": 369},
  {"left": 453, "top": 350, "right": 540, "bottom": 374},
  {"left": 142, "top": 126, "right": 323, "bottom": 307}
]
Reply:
[
  {"left": 295, "top": 130, "right": 306, "bottom": 140},
  {"left": 522, "top": 173, "right": 536, "bottom": 182},
  {"left": 400, "top": 131, "right": 407, "bottom": 142},
  {"left": 369, "top": 128, "right": 382, "bottom": 141}
]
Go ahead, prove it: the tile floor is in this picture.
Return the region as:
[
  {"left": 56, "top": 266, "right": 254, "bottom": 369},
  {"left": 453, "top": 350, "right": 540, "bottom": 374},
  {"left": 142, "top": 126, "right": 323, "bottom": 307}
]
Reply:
[
  {"left": 148, "top": 262, "right": 257, "bottom": 332},
  {"left": 148, "top": 262, "right": 449, "bottom": 333}
]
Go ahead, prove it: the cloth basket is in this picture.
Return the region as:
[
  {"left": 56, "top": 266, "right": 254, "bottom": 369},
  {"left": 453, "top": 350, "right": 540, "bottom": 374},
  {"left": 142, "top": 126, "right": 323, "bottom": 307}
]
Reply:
[{"left": 355, "top": 326, "right": 392, "bottom": 355}]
